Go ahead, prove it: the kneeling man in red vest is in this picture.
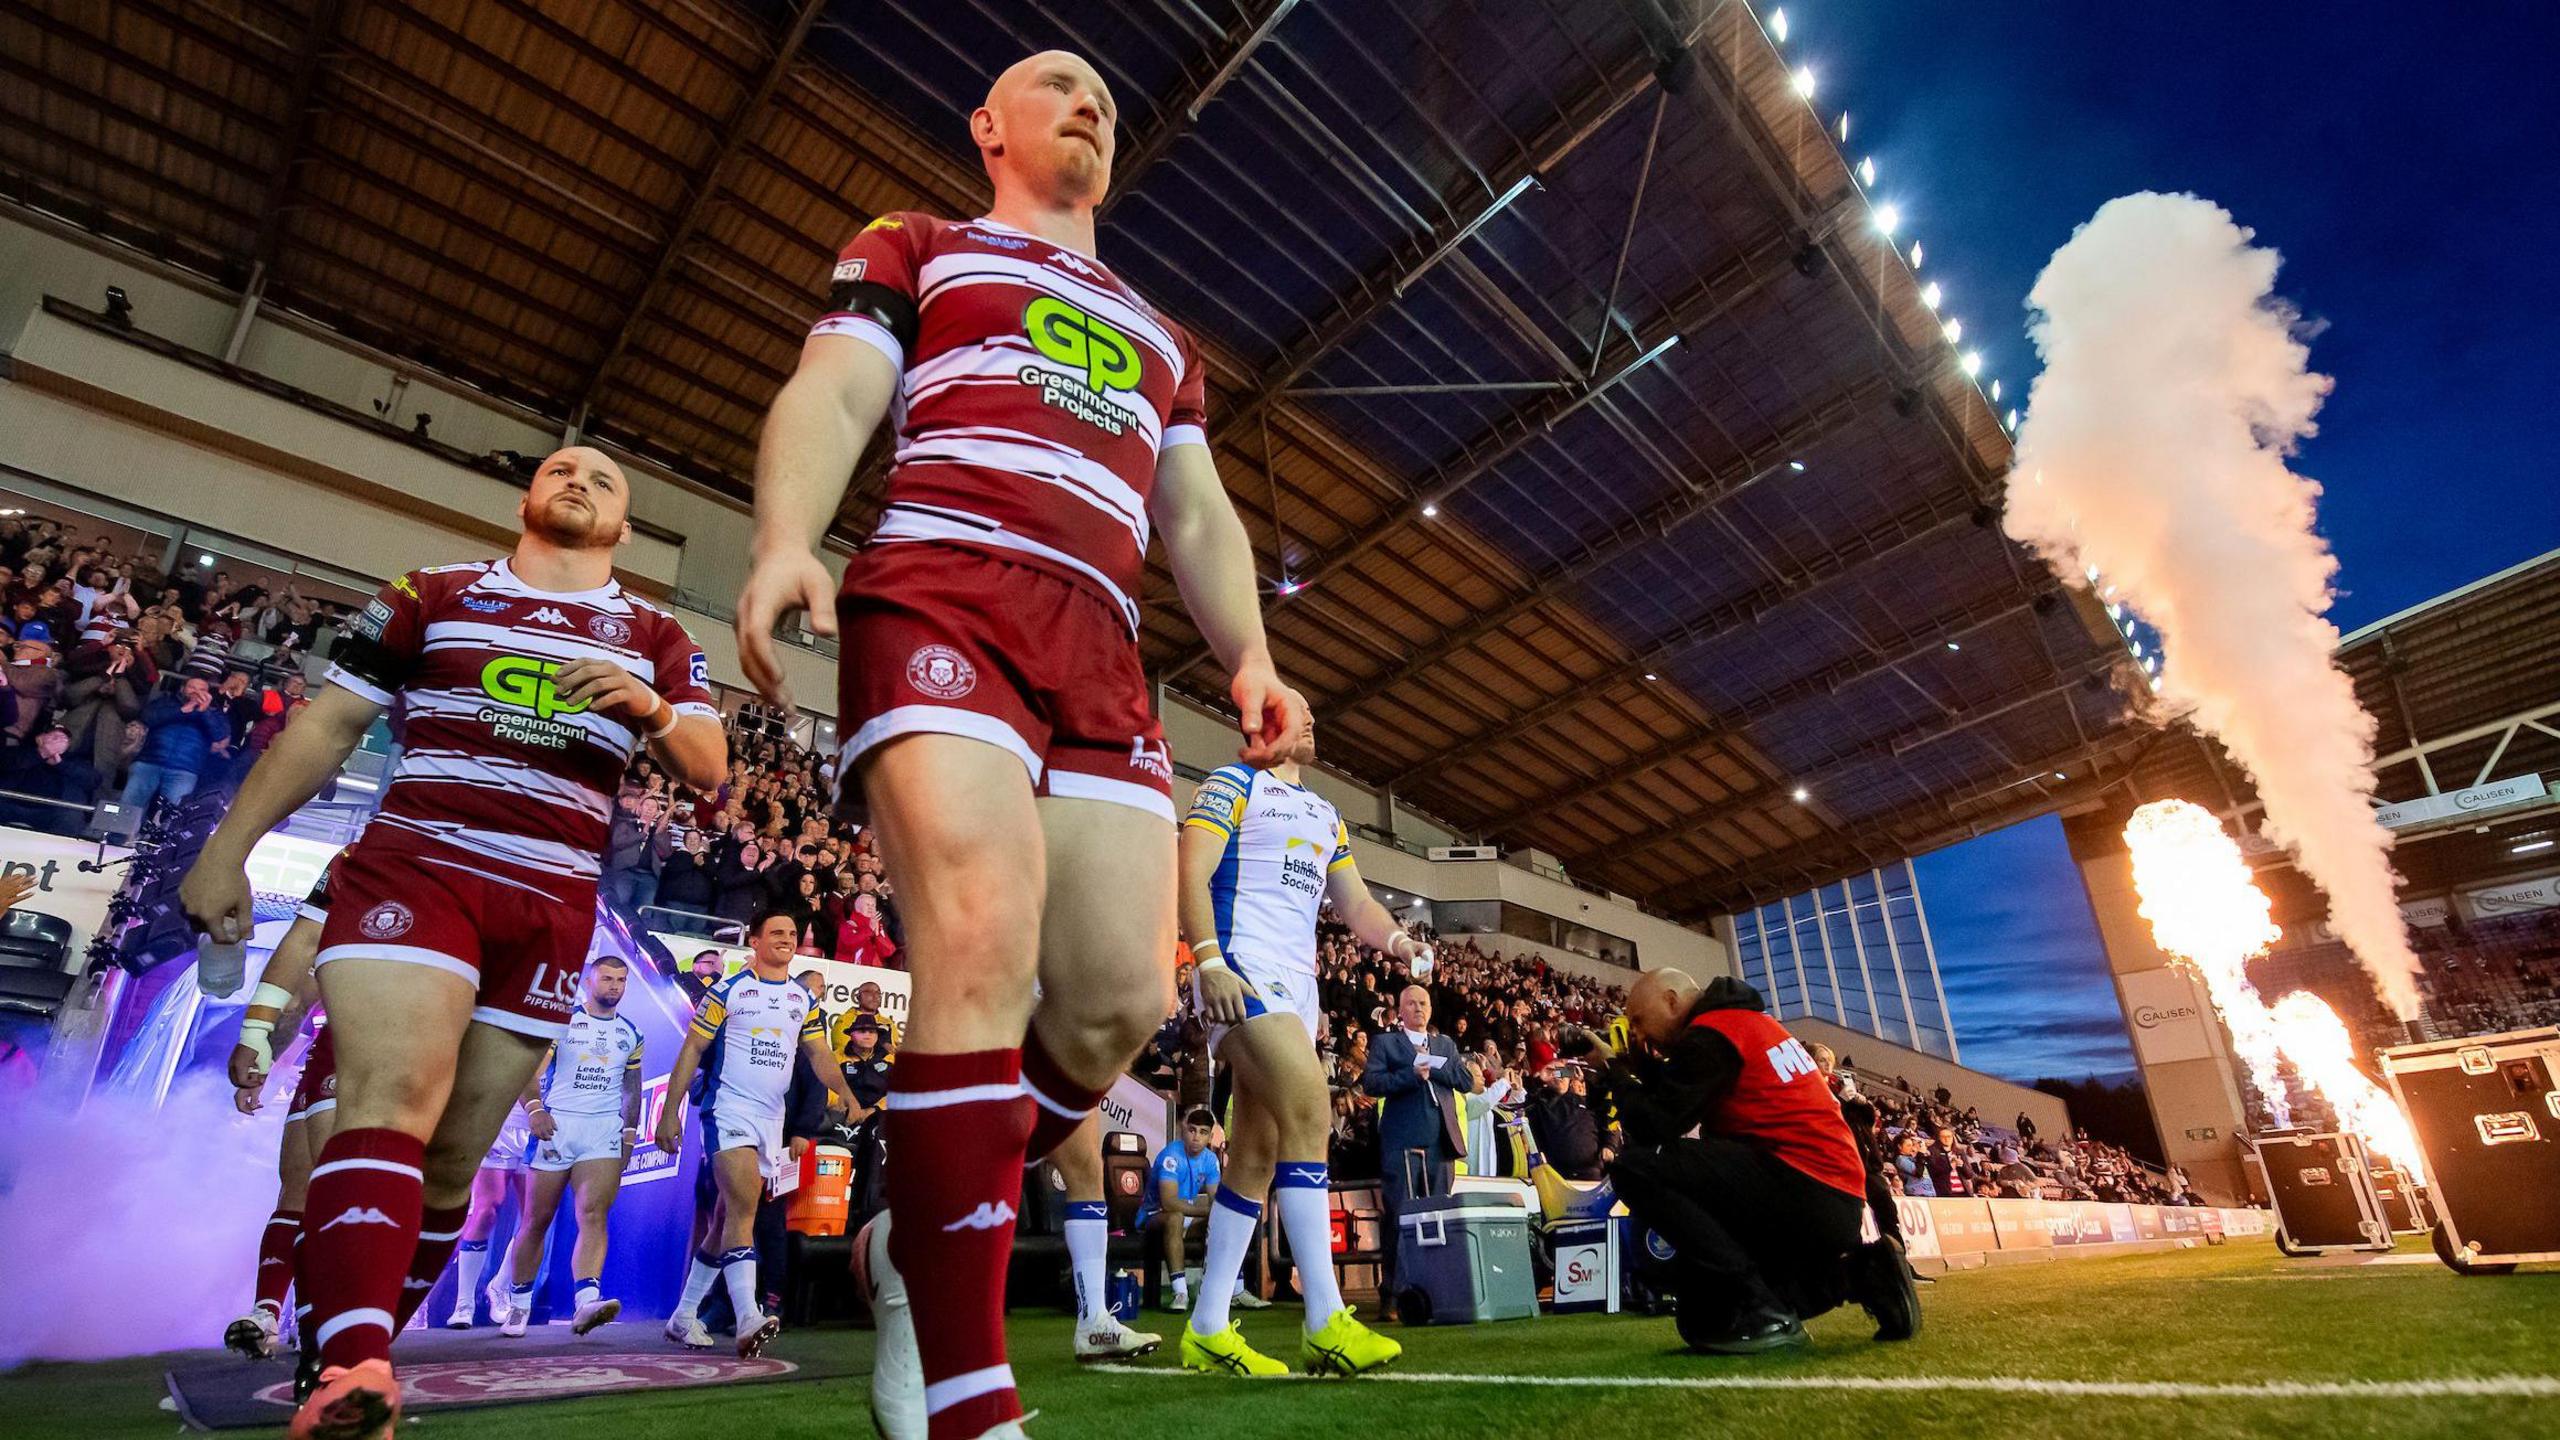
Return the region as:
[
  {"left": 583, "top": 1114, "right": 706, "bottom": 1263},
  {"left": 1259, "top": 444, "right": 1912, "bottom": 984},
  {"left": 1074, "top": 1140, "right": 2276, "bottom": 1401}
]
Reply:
[{"left": 1574, "top": 972, "right": 1920, "bottom": 1353}]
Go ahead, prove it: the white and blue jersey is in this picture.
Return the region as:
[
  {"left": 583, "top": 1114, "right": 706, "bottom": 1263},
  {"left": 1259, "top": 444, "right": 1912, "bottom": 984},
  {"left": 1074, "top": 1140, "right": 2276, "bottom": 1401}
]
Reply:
[
  {"left": 1184, "top": 764, "right": 1352, "bottom": 1044},
  {"left": 690, "top": 970, "right": 824, "bottom": 1172}
]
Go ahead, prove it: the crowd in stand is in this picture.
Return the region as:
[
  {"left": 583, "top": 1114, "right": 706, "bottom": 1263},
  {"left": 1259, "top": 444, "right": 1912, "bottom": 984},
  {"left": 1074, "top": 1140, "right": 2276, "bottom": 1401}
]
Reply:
[
  {"left": 609, "top": 730, "right": 902, "bottom": 965},
  {"left": 0, "top": 512, "right": 334, "bottom": 833},
  {"left": 1843, "top": 1076, "right": 2201, "bottom": 1206}
]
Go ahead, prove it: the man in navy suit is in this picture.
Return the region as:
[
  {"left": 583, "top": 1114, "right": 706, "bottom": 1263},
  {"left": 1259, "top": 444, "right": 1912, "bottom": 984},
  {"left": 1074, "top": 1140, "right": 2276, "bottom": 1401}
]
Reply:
[{"left": 1360, "top": 984, "right": 1477, "bottom": 1320}]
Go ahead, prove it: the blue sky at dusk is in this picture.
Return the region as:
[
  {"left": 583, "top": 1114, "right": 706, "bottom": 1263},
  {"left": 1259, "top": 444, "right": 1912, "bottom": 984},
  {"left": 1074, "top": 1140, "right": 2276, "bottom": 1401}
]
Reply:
[{"left": 1796, "top": 2, "right": 2560, "bottom": 1083}]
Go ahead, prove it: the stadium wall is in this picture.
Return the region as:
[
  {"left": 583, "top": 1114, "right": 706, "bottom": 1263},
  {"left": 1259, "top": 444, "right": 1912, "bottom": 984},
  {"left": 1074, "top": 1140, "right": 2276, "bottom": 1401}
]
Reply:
[{"left": 1787, "top": 1016, "right": 2071, "bottom": 1141}]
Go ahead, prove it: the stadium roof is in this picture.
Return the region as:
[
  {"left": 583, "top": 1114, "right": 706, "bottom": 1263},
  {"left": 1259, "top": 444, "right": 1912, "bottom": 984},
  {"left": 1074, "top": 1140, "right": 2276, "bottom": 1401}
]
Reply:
[
  {"left": 0, "top": 0, "right": 2154, "bottom": 919},
  {"left": 2119, "top": 544, "right": 2560, "bottom": 875}
]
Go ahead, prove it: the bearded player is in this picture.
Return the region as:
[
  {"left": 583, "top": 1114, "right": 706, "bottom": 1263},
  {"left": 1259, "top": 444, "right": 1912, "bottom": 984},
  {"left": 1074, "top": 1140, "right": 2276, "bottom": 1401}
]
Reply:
[
  {"left": 734, "top": 49, "right": 1303, "bottom": 1440},
  {"left": 490, "top": 952, "right": 647, "bottom": 1338},
  {"left": 1180, "top": 714, "right": 1414, "bottom": 1377},
  {"left": 222, "top": 856, "right": 342, "bottom": 1365},
  {"left": 182, "top": 447, "right": 726, "bottom": 1440}
]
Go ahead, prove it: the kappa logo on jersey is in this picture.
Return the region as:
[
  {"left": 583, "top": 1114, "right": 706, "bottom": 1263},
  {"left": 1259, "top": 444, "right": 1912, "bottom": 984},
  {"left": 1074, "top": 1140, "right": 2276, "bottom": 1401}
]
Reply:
[
  {"left": 906, "top": 644, "right": 976, "bottom": 700},
  {"left": 528, "top": 606, "right": 572, "bottom": 627},
  {"left": 942, "top": 1201, "right": 1017, "bottom": 1233},
  {"left": 358, "top": 901, "right": 414, "bottom": 940},
  {"left": 1766, "top": 1037, "right": 1819, "bottom": 1084},
  {"left": 586, "top": 614, "right": 632, "bottom": 647},
  {"left": 320, "top": 1206, "right": 399, "bottom": 1233},
  {"left": 478, "top": 655, "right": 594, "bottom": 748},
  {"left": 1046, "top": 248, "right": 1098, "bottom": 278},
  {"left": 1021, "top": 296, "right": 1139, "bottom": 435}
]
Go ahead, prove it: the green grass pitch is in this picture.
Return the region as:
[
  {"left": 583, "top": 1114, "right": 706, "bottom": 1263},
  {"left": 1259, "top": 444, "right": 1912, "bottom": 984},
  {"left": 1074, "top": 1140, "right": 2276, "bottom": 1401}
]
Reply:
[{"left": 3, "top": 1239, "right": 2551, "bottom": 1440}]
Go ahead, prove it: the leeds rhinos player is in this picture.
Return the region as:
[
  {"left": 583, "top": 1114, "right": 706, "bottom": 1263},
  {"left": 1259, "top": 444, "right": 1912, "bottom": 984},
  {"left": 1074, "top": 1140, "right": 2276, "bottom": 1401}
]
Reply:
[
  {"left": 223, "top": 857, "right": 343, "bottom": 1363},
  {"left": 655, "top": 908, "right": 862, "bottom": 1357},
  {"left": 181, "top": 446, "right": 726, "bottom": 1440},
  {"left": 491, "top": 953, "right": 645, "bottom": 1337},
  {"left": 450, "top": 1107, "right": 533, "bottom": 1329},
  {"left": 1180, "top": 716, "right": 1417, "bottom": 1377},
  {"left": 733, "top": 49, "right": 1302, "bottom": 1440}
]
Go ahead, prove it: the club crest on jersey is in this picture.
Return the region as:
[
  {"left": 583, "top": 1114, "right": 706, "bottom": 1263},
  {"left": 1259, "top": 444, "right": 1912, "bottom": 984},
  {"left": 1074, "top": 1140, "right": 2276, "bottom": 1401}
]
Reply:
[
  {"left": 1021, "top": 296, "right": 1138, "bottom": 435},
  {"left": 906, "top": 645, "right": 976, "bottom": 700},
  {"left": 358, "top": 901, "right": 414, "bottom": 940},
  {"left": 587, "top": 614, "right": 632, "bottom": 647}
]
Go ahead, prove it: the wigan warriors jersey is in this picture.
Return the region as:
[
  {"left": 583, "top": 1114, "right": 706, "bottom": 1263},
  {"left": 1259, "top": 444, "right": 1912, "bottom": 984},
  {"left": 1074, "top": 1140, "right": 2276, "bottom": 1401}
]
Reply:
[
  {"left": 326, "top": 558, "right": 717, "bottom": 886},
  {"left": 811, "top": 213, "right": 1210, "bottom": 633}
]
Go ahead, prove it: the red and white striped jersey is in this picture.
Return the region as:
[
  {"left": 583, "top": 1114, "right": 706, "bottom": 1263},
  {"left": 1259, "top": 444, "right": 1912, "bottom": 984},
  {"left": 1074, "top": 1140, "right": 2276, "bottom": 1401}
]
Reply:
[
  {"left": 325, "top": 558, "right": 717, "bottom": 886},
  {"left": 810, "top": 213, "right": 1210, "bottom": 633}
]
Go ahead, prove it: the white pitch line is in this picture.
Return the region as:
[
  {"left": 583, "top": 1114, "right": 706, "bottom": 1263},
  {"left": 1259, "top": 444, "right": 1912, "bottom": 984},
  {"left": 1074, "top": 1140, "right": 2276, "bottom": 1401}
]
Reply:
[{"left": 1087, "top": 1366, "right": 2560, "bottom": 1400}]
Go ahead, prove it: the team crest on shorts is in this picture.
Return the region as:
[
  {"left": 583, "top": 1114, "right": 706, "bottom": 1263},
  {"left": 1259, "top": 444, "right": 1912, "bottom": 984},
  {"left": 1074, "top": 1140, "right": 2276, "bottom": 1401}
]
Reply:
[
  {"left": 906, "top": 644, "right": 976, "bottom": 700},
  {"left": 586, "top": 614, "right": 632, "bottom": 647},
  {"left": 358, "top": 901, "right": 415, "bottom": 941}
]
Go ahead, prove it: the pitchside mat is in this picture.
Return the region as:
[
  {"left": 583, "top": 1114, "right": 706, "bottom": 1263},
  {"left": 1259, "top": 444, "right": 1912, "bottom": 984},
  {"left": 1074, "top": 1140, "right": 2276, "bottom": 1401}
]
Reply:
[
  {"left": 1, "top": 1238, "right": 2551, "bottom": 1439},
  {"left": 159, "top": 1326, "right": 859, "bottom": 1430}
]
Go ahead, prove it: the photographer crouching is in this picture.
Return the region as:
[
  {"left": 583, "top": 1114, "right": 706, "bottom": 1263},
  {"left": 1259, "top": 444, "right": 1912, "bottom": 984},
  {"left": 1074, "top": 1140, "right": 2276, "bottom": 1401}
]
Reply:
[{"left": 1567, "top": 970, "right": 1919, "bottom": 1354}]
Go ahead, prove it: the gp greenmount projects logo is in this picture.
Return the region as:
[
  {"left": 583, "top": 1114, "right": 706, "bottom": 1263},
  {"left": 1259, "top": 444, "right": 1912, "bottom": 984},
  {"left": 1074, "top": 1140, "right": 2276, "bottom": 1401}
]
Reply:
[
  {"left": 1021, "top": 295, "right": 1139, "bottom": 436},
  {"left": 478, "top": 655, "right": 591, "bottom": 749}
]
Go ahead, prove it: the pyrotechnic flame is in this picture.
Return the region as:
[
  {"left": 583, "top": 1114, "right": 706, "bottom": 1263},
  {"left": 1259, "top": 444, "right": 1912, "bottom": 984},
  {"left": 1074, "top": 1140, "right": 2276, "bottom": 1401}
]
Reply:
[{"left": 2123, "top": 799, "right": 2421, "bottom": 1177}]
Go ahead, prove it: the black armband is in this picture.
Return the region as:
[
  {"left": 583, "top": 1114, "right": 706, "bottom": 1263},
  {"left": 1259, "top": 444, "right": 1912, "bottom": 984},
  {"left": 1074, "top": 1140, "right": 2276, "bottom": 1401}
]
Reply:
[
  {"left": 327, "top": 628, "right": 414, "bottom": 695},
  {"left": 824, "top": 279, "right": 921, "bottom": 356}
]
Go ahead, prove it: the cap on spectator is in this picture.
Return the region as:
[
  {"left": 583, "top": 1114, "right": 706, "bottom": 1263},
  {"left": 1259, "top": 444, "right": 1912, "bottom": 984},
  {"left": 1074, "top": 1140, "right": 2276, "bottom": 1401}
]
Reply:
[{"left": 14, "top": 621, "right": 53, "bottom": 648}]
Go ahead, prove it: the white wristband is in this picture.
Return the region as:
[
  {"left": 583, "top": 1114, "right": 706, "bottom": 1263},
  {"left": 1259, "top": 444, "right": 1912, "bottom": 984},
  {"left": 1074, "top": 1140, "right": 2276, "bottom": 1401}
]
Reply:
[
  {"left": 237, "top": 1018, "right": 276, "bottom": 1070},
  {"left": 249, "top": 982, "right": 295, "bottom": 1013},
  {"left": 645, "top": 699, "right": 679, "bottom": 740}
]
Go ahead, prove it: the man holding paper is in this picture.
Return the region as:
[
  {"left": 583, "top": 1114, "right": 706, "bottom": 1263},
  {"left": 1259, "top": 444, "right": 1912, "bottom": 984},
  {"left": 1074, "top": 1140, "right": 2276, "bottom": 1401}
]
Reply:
[{"left": 1360, "top": 985, "right": 1477, "bottom": 1322}]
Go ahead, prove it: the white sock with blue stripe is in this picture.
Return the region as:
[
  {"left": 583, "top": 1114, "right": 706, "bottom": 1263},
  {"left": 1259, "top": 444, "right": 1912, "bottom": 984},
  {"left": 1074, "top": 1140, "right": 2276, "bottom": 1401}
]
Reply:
[
  {"left": 1065, "top": 1200, "right": 1110, "bottom": 1325},
  {"left": 1275, "top": 1160, "right": 1344, "bottom": 1328},
  {"left": 1187, "top": 1186, "right": 1260, "bottom": 1337}
]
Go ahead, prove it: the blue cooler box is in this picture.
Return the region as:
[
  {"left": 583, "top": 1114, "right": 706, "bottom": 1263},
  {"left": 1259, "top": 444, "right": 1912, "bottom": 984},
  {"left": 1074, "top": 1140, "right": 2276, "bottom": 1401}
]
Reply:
[{"left": 1397, "top": 1194, "right": 1537, "bottom": 1324}]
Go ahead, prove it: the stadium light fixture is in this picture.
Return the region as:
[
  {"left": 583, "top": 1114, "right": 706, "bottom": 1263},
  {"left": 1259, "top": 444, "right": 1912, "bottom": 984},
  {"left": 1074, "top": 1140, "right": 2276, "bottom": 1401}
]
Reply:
[
  {"left": 1421, "top": 502, "right": 1439, "bottom": 518},
  {"left": 1770, "top": 7, "right": 1789, "bottom": 43},
  {"left": 1874, "top": 203, "right": 1901, "bottom": 236},
  {"left": 1945, "top": 641, "right": 1961, "bottom": 651},
  {"left": 1644, "top": 671, "right": 1659, "bottom": 681},
  {"left": 2053, "top": 771, "right": 2068, "bottom": 781},
  {"left": 1944, "top": 318, "right": 1963, "bottom": 344},
  {"left": 2144, "top": 655, "right": 2162, "bottom": 675},
  {"left": 2513, "top": 838, "right": 2556, "bottom": 855},
  {"left": 1791, "top": 786, "right": 1811, "bottom": 802},
  {"left": 1792, "top": 66, "right": 1816, "bottom": 99},
  {"left": 1837, "top": 113, "right": 1850, "bottom": 143},
  {"left": 1859, "top": 157, "right": 1877, "bottom": 186},
  {"left": 2085, "top": 565, "right": 2103, "bottom": 583},
  {"left": 2107, "top": 602, "right": 2124, "bottom": 620},
  {"left": 1960, "top": 351, "right": 1982, "bottom": 378},
  {"left": 198, "top": 553, "right": 215, "bottom": 567},
  {"left": 1908, "top": 242, "right": 1924, "bottom": 269},
  {"left": 1921, "top": 281, "right": 1943, "bottom": 311},
  {"left": 1989, "top": 379, "right": 2002, "bottom": 402},
  {"left": 2130, "top": 638, "right": 2144, "bottom": 656},
  {"left": 1788, "top": 459, "right": 1806, "bottom": 472},
  {"left": 2005, "top": 409, "right": 2020, "bottom": 429}
]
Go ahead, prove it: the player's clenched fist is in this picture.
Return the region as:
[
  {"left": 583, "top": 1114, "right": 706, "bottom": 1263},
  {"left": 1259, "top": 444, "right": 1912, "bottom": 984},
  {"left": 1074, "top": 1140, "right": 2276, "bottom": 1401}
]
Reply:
[{"left": 1232, "top": 664, "right": 1306, "bottom": 767}]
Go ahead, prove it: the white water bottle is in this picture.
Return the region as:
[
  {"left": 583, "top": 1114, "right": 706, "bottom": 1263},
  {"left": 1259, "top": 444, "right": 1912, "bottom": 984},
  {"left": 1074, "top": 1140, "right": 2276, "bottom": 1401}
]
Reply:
[{"left": 198, "top": 918, "right": 249, "bottom": 998}]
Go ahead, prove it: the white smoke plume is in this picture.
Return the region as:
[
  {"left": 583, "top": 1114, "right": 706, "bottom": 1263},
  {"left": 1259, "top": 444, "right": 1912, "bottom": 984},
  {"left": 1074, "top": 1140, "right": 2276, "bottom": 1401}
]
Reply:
[
  {"left": 0, "top": 1074, "right": 285, "bottom": 1365},
  {"left": 2005, "top": 191, "right": 2421, "bottom": 1020}
]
